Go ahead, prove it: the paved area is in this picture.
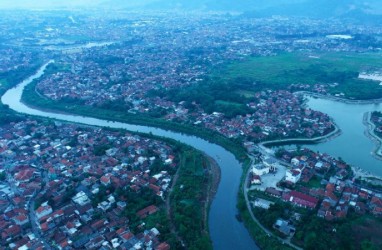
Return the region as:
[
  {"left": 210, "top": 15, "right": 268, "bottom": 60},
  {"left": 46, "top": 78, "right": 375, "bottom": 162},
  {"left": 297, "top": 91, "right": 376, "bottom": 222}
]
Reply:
[
  {"left": 250, "top": 162, "right": 287, "bottom": 191},
  {"left": 243, "top": 158, "right": 302, "bottom": 250}
]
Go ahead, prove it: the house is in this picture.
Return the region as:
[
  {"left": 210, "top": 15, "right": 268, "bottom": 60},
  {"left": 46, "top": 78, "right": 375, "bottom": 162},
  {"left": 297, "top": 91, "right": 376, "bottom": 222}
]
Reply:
[
  {"left": 285, "top": 169, "right": 302, "bottom": 183},
  {"left": 282, "top": 190, "right": 319, "bottom": 209},
  {"left": 72, "top": 191, "right": 90, "bottom": 206},
  {"left": 100, "top": 175, "right": 111, "bottom": 186},
  {"left": 274, "top": 219, "right": 295, "bottom": 236},
  {"left": 12, "top": 214, "right": 29, "bottom": 226},
  {"left": 253, "top": 198, "right": 274, "bottom": 209},
  {"left": 250, "top": 175, "right": 261, "bottom": 185},
  {"left": 14, "top": 168, "right": 35, "bottom": 183},
  {"left": 156, "top": 242, "right": 170, "bottom": 250},
  {"left": 291, "top": 157, "right": 300, "bottom": 166},
  {"left": 263, "top": 158, "right": 277, "bottom": 171},
  {"left": 36, "top": 203, "right": 53, "bottom": 219},
  {"left": 1, "top": 225, "right": 21, "bottom": 240},
  {"left": 137, "top": 205, "right": 158, "bottom": 219},
  {"left": 265, "top": 187, "right": 282, "bottom": 197}
]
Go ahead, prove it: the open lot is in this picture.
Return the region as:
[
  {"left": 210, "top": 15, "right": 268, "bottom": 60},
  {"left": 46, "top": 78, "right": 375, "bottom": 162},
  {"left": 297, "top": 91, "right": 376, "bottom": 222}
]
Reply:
[
  {"left": 250, "top": 163, "right": 287, "bottom": 191},
  {"left": 213, "top": 52, "right": 382, "bottom": 99}
]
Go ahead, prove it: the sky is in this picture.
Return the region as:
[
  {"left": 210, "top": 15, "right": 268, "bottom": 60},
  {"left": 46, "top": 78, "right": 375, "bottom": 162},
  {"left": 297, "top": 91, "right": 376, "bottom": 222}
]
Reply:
[
  {"left": 1, "top": 0, "right": 381, "bottom": 16},
  {"left": 0, "top": 0, "right": 104, "bottom": 9}
]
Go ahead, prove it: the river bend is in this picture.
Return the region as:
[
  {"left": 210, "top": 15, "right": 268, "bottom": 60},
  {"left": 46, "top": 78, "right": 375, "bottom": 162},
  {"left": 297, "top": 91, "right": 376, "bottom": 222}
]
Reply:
[{"left": 1, "top": 62, "right": 259, "bottom": 249}]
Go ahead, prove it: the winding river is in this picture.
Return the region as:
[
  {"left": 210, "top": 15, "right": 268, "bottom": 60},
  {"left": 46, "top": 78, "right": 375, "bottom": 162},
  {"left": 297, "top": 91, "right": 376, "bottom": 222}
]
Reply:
[{"left": 1, "top": 63, "right": 259, "bottom": 249}]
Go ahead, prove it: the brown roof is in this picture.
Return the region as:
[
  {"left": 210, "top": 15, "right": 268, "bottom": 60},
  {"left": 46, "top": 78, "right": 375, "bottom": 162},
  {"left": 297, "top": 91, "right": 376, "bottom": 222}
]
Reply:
[
  {"left": 137, "top": 205, "right": 158, "bottom": 219},
  {"left": 156, "top": 242, "right": 170, "bottom": 250}
]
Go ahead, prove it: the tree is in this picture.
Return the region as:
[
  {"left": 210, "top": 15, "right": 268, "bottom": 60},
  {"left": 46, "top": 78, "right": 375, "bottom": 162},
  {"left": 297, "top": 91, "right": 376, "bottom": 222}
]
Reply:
[{"left": 0, "top": 172, "right": 6, "bottom": 181}]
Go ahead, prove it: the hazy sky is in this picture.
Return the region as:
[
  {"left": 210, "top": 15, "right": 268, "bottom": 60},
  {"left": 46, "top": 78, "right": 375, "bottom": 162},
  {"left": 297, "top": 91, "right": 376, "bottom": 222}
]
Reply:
[
  {"left": 0, "top": 0, "right": 104, "bottom": 9},
  {"left": 1, "top": 0, "right": 381, "bottom": 15}
]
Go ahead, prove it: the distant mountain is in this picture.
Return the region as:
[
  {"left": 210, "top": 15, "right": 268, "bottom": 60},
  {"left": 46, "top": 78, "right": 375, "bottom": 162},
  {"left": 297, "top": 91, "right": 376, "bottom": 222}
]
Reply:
[
  {"left": 99, "top": 0, "right": 382, "bottom": 22},
  {"left": 2, "top": 0, "right": 382, "bottom": 22},
  {"left": 0, "top": 0, "right": 103, "bottom": 9},
  {"left": 142, "top": 0, "right": 273, "bottom": 11},
  {"left": 255, "top": 0, "right": 382, "bottom": 18},
  {"left": 105, "top": 0, "right": 305, "bottom": 12},
  {"left": 102, "top": 0, "right": 381, "bottom": 13}
]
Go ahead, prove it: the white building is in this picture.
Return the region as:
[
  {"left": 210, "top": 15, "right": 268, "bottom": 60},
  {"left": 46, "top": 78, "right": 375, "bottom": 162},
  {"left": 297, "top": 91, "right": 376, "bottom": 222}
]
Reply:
[
  {"left": 263, "top": 158, "right": 277, "bottom": 168},
  {"left": 291, "top": 157, "right": 300, "bottom": 166},
  {"left": 250, "top": 175, "right": 262, "bottom": 185},
  {"left": 252, "top": 164, "right": 270, "bottom": 176},
  {"left": 36, "top": 203, "right": 53, "bottom": 219},
  {"left": 285, "top": 169, "right": 302, "bottom": 183},
  {"left": 72, "top": 191, "right": 90, "bottom": 206},
  {"left": 254, "top": 198, "right": 274, "bottom": 209}
]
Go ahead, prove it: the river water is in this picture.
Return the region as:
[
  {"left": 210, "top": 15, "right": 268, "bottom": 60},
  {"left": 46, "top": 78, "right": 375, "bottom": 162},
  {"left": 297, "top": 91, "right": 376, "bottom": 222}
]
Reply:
[
  {"left": 305, "top": 97, "right": 382, "bottom": 176},
  {"left": 1, "top": 63, "right": 259, "bottom": 249}
]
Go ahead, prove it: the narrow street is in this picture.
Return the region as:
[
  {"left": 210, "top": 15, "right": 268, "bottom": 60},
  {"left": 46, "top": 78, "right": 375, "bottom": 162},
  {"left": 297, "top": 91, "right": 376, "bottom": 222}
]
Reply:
[
  {"left": 27, "top": 169, "right": 52, "bottom": 250},
  {"left": 243, "top": 155, "right": 302, "bottom": 250},
  {"left": 165, "top": 157, "right": 185, "bottom": 248}
]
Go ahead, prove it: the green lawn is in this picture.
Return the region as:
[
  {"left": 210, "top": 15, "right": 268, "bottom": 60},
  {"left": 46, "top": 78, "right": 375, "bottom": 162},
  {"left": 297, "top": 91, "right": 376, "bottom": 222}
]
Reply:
[
  {"left": 0, "top": 79, "right": 6, "bottom": 87},
  {"left": 300, "top": 176, "right": 322, "bottom": 189},
  {"left": 213, "top": 52, "right": 382, "bottom": 99}
]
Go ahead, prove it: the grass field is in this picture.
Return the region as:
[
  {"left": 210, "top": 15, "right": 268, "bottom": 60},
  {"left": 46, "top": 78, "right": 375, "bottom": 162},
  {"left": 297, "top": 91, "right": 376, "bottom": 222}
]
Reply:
[{"left": 213, "top": 52, "right": 382, "bottom": 99}]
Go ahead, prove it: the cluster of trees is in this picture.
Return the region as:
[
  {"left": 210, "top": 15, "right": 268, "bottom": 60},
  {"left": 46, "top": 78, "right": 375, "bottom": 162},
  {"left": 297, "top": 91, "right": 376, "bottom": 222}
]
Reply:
[
  {"left": 236, "top": 192, "right": 293, "bottom": 250},
  {"left": 150, "top": 76, "right": 258, "bottom": 119},
  {"left": 249, "top": 190, "right": 382, "bottom": 250},
  {"left": 292, "top": 214, "right": 382, "bottom": 249},
  {"left": 171, "top": 149, "right": 212, "bottom": 250},
  {"left": 0, "top": 59, "right": 43, "bottom": 124},
  {"left": 253, "top": 202, "right": 291, "bottom": 232}
]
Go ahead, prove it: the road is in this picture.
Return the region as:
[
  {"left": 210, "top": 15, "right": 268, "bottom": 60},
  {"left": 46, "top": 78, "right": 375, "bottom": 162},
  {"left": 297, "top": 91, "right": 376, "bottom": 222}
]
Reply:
[
  {"left": 165, "top": 157, "right": 185, "bottom": 248},
  {"left": 363, "top": 112, "right": 382, "bottom": 159},
  {"left": 28, "top": 169, "right": 52, "bottom": 249},
  {"left": 243, "top": 155, "right": 302, "bottom": 250}
]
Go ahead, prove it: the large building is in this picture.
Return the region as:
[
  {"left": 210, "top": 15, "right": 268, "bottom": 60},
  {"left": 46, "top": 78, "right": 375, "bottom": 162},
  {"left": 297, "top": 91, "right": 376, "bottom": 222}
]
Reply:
[
  {"left": 282, "top": 190, "right": 319, "bottom": 209},
  {"left": 252, "top": 164, "right": 270, "bottom": 176}
]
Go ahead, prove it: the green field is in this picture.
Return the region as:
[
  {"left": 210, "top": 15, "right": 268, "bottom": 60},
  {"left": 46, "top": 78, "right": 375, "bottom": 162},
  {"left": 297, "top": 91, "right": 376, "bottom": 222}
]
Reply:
[
  {"left": 213, "top": 52, "right": 382, "bottom": 99},
  {"left": 0, "top": 79, "right": 6, "bottom": 88}
]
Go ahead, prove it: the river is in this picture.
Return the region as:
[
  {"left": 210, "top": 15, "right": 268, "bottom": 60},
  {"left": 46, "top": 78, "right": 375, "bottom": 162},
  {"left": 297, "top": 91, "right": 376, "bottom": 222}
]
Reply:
[
  {"left": 1, "top": 63, "right": 259, "bottom": 249},
  {"left": 44, "top": 42, "right": 116, "bottom": 52},
  {"left": 304, "top": 97, "right": 382, "bottom": 176}
]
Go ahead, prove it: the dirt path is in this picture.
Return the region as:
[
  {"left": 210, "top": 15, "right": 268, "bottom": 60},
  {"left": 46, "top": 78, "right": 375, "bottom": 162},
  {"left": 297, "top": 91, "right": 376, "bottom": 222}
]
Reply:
[
  {"left": 165, "top": 155, "right": 185, "bottom": 247},
  {"left": 203, "top": 155, "right": 221, "bottom": 232}
]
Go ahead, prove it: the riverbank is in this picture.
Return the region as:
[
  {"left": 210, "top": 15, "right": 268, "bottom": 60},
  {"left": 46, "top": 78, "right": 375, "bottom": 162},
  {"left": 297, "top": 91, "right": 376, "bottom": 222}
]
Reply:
[
  {"left": 298, "top": 91, "right": 382, "bottom": 178},
  {"left": 363, "top": 112, "right": 382, "bottom": 160},
  {"left": 204, "top": 155, "right": 221, "bottom": 232},
  {"left": 260, "top": 124, "right": 341, "bottom": 148},
  {"left": 296, "top": 91, "right": 382, "bottom": 105}
]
